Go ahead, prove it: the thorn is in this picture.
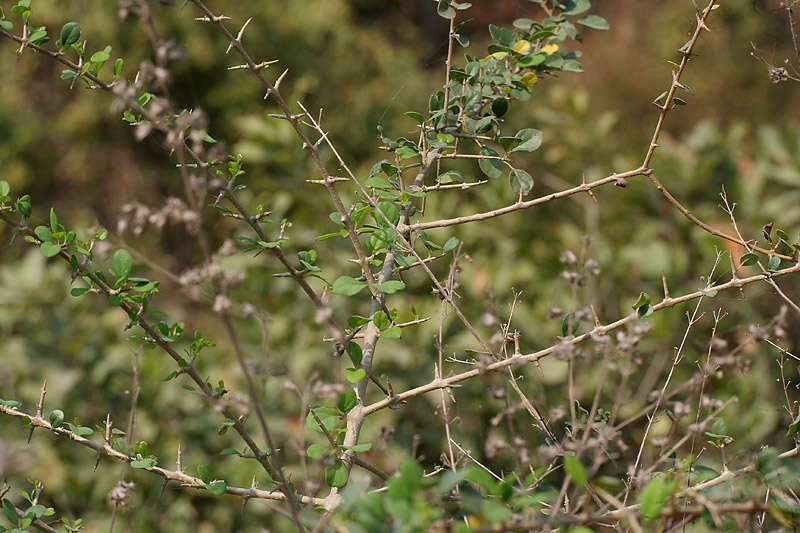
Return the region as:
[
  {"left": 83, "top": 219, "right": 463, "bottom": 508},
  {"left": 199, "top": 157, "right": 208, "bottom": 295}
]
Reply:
[
  {"left": 176, "top": 442, "right": 183, "bottom": 472},
  {"left": 590, "top": 304, "right": 601, "bottom": 327},
  {"left": 27, "top": 379, "right": 47, "bottom": 443},
  {"left": 237, "top": 18, "right": 252, "bottom": 41},
  {"left": 104, "top": 413, "right": 112, "bottom": 444},
  {"left": 267, "top": 113, "right": 303, "bottom": 120},
  {"left": 194, "top": 15, "right": 231, "bottom": 22},
  {"left": 696, "top": 13, "right": 711, "bottom": 32},
  {"left": 662, "top": 273, "right": 670, "bottom": 299},
  {"left": 274, "top": 68, "right": 289, "bottom": 89}
]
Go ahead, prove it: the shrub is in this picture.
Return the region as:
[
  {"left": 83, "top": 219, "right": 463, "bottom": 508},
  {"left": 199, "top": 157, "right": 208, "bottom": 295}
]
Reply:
[{"left": 0, "top": 0, "right": 799, "bottom": 531}]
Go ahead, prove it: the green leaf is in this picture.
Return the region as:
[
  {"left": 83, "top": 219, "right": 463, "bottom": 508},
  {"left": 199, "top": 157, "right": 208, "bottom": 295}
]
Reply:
[
  {"left": 377, "top": 280, "right": 406, "bottom": 294},
  {"left": 768, "top": 255, "right": 781, "bottom": 271},
  {"left": 436, "top": 0, "right": 455, "bottom": 19},
  {"left": 306, "top": 406, "right": 339, "bottom": 434},
  {"left": 110, "top": 249, "right": 133, "bottom": 279},
  {"left": 564, "top": 455, "right": 587, "bottom": 485},
  {"left": 381, "top": 326, "right": 402, "bottom": 339},
  {"left": 326, "top": 460, "right": 349, "bottom": 487},
  {"left": 437, "top": 171, "right": 463, "bottom": 185},
  {"left": 639, "top": 477, "right": 674, "bottom": 522},
  {"left": 113, "top": 58, "right": 124, "bottom": 77},
  {"left": 59, "top": 21, "right": 80, "bottom": 48},
  {"left": 70, "top": 287, "right": 90, "bottom": 297},
  {"left": 338, "top": 389, "right": 357, "bottom": 412},
  {"left": 38, "top": 239, "right": 64, "bottom": 259},
  {"left": 90, "top": 46, "right": 111, "bottom": 64},
  {"left": 444, "top": 237, "right": 460, "bottom": 252},
  {"left": 219, "top": 448, "right": 240, "bottom": 456},
  {"left": 48, "top": 409, "right": 65, "bottom": 428},
  {"left": 49, "top": 207, "right": 59, "bottom": 232},
  {"left": 492, "top": 98, "right": 509, "bottom": 117},
  {"left": 196, "top": 464, "right": 212, "bottom": 483},
  {"left": 478, "top": 145, "right": 504, "bottom": 179},
  {"left": 510, "top": 128, "right": 543, "bottom": 153},
  {"left": 372, "top": 311, "right": 389, "bottom": 329},
  {"left": 15, "top": 196, "right": 32, "bottom": 217},
  {"left": 34, "top": 225, "right": 52, "bottom": 242},
  {"left": 348, "top": 342, "right": 363, "bottom": 366},
  {"left": 376, "top": 201, "right": 400, "bottom": 226},
  {"left": 482, "top": 499, "right": 512, "bottom": 522},
  {"left": 404, "top": 111, "right": 424, "bottom": 123},
  {"left": 307, "top": 443, "right": 329, "bottom": 459},
  {"left": 332, "top": 276, "right": 367, "bottom": 296},
  {"left": 207, "top": 480, "right": 227, "bottom": 496},
  {"left": 396, "top": 146, "right": 418, "bottom": 159},
  {"left": 576, "top": 14, "right": 610, "bottom": 30},
  {"left": 561, "top": 0, "right": 591, "bottom": 15},
  {"left": 2, "top": 498, "right": 18, "bottom": 526},
  {"left": 0, "top": 20, "right": 13, "bottom": 31},
  {"left": 632, "top": 292, "right": 650, "bottom": 310},
  {"left": 345, "top": 367, "right": 367, "bottom": 383},
  {"left": 787, "top": 412, "right": 800, "bottom": 439},
  {"left": 740, "top": 252, "right": 759, "bottom": 266},
  {"left": 509, "top": 168, "right": 534, "bottom": 195},
  {"left": 0, "top": 180, "right": 9, "bottom": 197}
]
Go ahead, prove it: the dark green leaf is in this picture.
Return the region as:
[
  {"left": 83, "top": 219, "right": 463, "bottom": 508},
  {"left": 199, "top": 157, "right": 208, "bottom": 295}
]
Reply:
[
  {"left": 509, "top": 168, "right": 534, "bottom": 195},
  {"left": 338, "top": 389, "right": 357, "bottom": 412},
  {"left": 2, "top": 499, "right": 18, "bottom": 526},
  {"left": 632, "top": 292, "right": 650, "bottom": 310},
  {"left": 348, "top": 342, "right": 363, "bottom": 366},
  {"left": 436, "top": 0, "right": 455, "bottom": 19},
  {"left": 511, "top": 129, "right": 543, "bottom": 153},
  {"left": 740, "top": 252, "right": 759, "bottom": 266},
  {"left": 478, "top": 145, "right": 504, "bottom": 179},
  {"left": 59, "top": 21, "right": 80, "bottom": 47},
  {"left": 768, "top": 255, "right": 781, "bottom": 271},
  {"left": 492, "top": 98, "right": 509, "bottom": 117}
]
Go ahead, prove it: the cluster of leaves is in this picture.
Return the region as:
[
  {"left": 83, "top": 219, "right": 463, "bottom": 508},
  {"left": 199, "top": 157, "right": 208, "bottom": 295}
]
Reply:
[
  {"left": 381, "top": 0, "right": 609, "bottom": 197},
  {"left": 1, "top": 494, "right": 55, "bottom": 533}
]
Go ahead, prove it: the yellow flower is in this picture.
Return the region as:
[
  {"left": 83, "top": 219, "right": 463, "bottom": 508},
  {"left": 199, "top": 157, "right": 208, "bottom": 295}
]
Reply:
[
  {"left": 541, "top": 43, "right": 559, "bottom": 55},
  {"left": 521, "top": 72, "right": 538, "bottom": 86},
  {"left": 512, "top": 39, "right": 531, "bottom": 54}
]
